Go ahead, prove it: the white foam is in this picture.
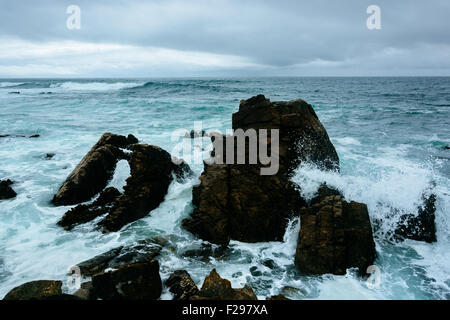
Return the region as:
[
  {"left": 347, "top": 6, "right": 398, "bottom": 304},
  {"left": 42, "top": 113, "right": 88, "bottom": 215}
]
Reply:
[{"left": 51, "top": 81, "right": 144, "bottom": 91}]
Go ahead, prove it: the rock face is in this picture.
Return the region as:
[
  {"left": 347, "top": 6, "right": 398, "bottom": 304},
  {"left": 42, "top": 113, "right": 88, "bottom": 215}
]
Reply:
[
  {"left": 91, "top": 260, "right": 162, "bottom": 300},
  {"left": 295, "top": 195, "right": 376, "bottom": 275},
  {"left": 98, "top": 144, "right": 192, "bottom": 232},
  {"left": 3, "top": 280, "right": 62, "bottom": 300},
  {"left": 183, "top": 95, "right": 338, "bottom": 245},
  {"left": 0, "top": 179, "right": 17, "bottom": 200},
  {"left": 190, "top": 269, "right": 257, "bottom": 300},
  {"left": 52, "top": 133, "right": 138, "bottom": 206},
  {"left": 165, "top": 270, "right": 199, "bottom": 300},
  {"left": 395, "top": 193, "right": 437, "bottom": 243}
]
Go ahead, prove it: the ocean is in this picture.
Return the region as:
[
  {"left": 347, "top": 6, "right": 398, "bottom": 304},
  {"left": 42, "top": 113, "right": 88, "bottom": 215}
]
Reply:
[{"left": 0, "top": 77, "right": 449, "bottom": 299}]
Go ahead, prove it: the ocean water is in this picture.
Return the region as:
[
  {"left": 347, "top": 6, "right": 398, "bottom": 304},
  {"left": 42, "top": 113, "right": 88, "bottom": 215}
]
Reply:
[{"left": 0, "top": 77, "right": 449, "bottom": 300}]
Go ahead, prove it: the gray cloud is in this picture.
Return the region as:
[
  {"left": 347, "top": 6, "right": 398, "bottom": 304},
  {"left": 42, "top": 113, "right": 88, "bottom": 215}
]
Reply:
[{"left": 0, "top": 0, "right": 449, "bottom": 76}]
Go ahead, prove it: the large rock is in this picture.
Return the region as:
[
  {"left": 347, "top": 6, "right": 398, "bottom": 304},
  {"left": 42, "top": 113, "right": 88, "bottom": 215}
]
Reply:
[
  {"left": 190, "top": 269, "right": 257, "bottom": 300},
  {"left": 3, "top": 280, "right": 62, "bottom": 300},
  {"left": 57, "top": 187, "right": 121, "bottom": 230},
  {"left": 183, "top": 95, "right": 338, "bottom": 245},
  {"left": 91, "top": 260, "right": 162, "bottom": 300},
  {"left": 0, "top": 179, "right": 17, "bottom": 200},
  {"left": 98, "top": 144, "right": 191, "bottom": 233},
  {"left": 295, "top": 195, "right": 376, "bottom": 275},
  {"left": 165, "top": 270, "right": 199, "bottom": 300},
  {"left": 395, "top": 193, "right": 437, "bottom": 243},
  {"left": 52, "top": 133, "right": 138, "bottom": 206}
]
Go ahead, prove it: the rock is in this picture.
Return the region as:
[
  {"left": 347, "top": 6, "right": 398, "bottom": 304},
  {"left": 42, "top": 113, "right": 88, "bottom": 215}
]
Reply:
[
  {"left": 186, "top": 130, "right": 207, "bottom": 138},
  {"left": 266, "top": 294, "right": 290, "bottom": 300},
  {"left": 75, "top": 241, "right": 162, "bottom": 277},
  {"left": 3, "top": 280, "right": 62, "bottom": 300},
  {"left": 395, "top": 193, "right": 437, "bottom": 243},
  {"left": 45, "top": 153, "right": 55, "bottom": 159},
  {"left": 295, "top": 195, "right": 376, "bottom": 275},
  {"left": 0, "top": 179, "right": 17, "bottom": 200},
  {"left": 98, "top": 144, "right": 192, "bottom": 233},
  {"left": 8, "top": 91, "right": 20, "bottom": 94},
  {"left": 190, "top": 269, "right": 257, "bottom": 300},
  {"left": 310, "top": 183, "right": 341, "bottom": 205},
  {"left": 29, "top": 134, "right": 40, "bottom": 138},
  {"left": 91, "top": 259, "right": 162, "bottom": 300},
  {"left": 52, "top": 133, "right": 138, "bottom": 206},
  {"left": 181, "top": 243, "right": 230, "bottom": 261},
  {"left": 73, "top": 282, "right": 94, "bottom": 300},
  {"left": 183, "top": 95, "right": 339, "bottom": 245},
  {"left": 57, "top": 187, "right": 121, "bottom": 230},
  {"left": 41, "top": 294, "right": 83, "bottom": 300},
  {"left": 165, "top": 270, "right": 199, "bottom": 300}
]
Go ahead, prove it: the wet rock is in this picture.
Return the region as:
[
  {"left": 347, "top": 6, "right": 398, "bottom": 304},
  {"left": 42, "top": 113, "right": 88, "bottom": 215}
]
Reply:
[
  {"left": 183, "top": 95, "right": 339, "bottom": 245},
  {"left": 52, "top": 133, "right": 138, "bottom": 206},
  {"left": 91, "top": 259, "right": 162, "bottom": 300},
  {"left": 266, "top": 294, "right": 290, "bottom": 300},
  {"left": 3, "top": 280, "right": 62, "bottom": 300},
  {"left": 310, "top": 183, "right": 341, "bottom": 205},
  {"left": 57, "top": 187, "right": 121, "bottom": 230},
  {"left": 395, "top": 193, "right": 437, "bottom": 243},
  {"left": 181, "top": 243, "right": 230, "bottom": 261},
  {"left": 295, "top": 195, "right": 376, "bottom": 275},
  {"left": 190, "top": 269, "right": 257, "bottom": 300},
  {"left": 75, "top": 241, "right": 162, "bottom": 277},
  {"left": 73, "top": 282, "right": 94, "bottom": 300},
  {"left": 8, "top": 91, "right": 20, "bottom": 94},
  {"left": 98, "top": 144, "right": 192, "bottom": 233},
  {"left": 45, "top": 153, "right": 55, "bottom": 159},
  {"left": 41, "top": 294, "right": 83, "bottom": 300},
  {"left": 165, "top": 270, "right": 199, "bottom": 300},
  {"left": 0, "top": 179, "right": 17, "bottom": 200},
  {"left": 29, "top": 134, "right": 40, "bottom": 138}
]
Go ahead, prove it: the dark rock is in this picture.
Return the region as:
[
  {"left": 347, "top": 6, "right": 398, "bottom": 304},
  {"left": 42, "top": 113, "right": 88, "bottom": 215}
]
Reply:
[
  {"left": 266, "top": 294, "right": 290, "bottom": 300},
  {"left": 8, "top": 91, "right": 20, "bottom": 94},
  {"left": 57, "top": 187, "right": 121, "bottom": 230},
  {"left": 310, "top": 183, "right": 341, "bottom": 205},
  {"left": 41, "top": 294, "right": 83, "bottom": 300},
  {"left": 98, "top": 144, "right": 192, "bottom": 233},
  {"left": 91, "top": 259, "right": 162, "bottom": 300},
  {"left": 183, "top": 95, "right": 339, "bottom": 245},
  {"left": 181, "top": 243, "right": 230, "bottom": 261},
  {"left": 165, "top": 270, "right": 199, "bottom": 300},
  {"left": 75, "top": 241, "right": 161, "bottom": 277},
  {"left": 52, "top": 133, "right": 138, "bottom": 206},
  {"left": 395, "top": 193, "right": 437, "bottom": 243},
  {"left": 186, "top": 130, "right": 207, "bottom": 138},
  {"left": 261, "top": 259, "right": 276, "bottom": 269},
  {"left": 295, "top": 195, "right": 376, "bottom": 275},
  {"left": 45, "top": 153, "right": 55, "bottom": 159},
  {"left": 0, "top": 179, "right": 17, "bottom": 200},
  {"left": 73, "top": 282, "right": 94, "bottom": 300},
  {"left": 3, "top": 280, "right": 62, "bottom": 300},
  {"left": 190, "top": 269, "right": 257, "bottom": 300},
  {"left": 29, "top": 134, "right": 40, "bottom": 138}
]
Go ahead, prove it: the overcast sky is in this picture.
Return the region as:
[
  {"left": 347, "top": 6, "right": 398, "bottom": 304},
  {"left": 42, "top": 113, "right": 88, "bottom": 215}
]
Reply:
[{"left": 0, "top": 0, "right": 449, "bottom": 77}]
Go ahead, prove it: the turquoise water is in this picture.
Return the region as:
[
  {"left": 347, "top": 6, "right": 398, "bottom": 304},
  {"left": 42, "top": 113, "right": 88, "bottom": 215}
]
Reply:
[{"left": 0, "top": 77, "right": 449, "bottom": 299}]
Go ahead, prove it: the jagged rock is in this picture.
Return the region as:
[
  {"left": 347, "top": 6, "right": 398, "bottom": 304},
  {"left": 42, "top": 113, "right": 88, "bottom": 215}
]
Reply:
[
  {"left": 73, "top": 282, "right": 94, "bottom": 300},
  {"left": 52, "top": 133, "right": 138, "bottom": 206},
  {"left": 181, "top": 243, "right": 230, "bottom": 261},
  {"left": 98, "top": 144, "right": 192, "bottom": 233},
  {"left": 165, "top": 270, "right": 199, "bottom": 300},
  {"left": 295, "top": 195, "right": 376, "bottom": 275},
  {"left": 3, "top": 280, "right": 62, "bottom": 300},
  {"left": 0, "top": 179, "right": 17, "bottom": 200},
  {"left": 45, "top": 153, "right": 55, "bottom": 160},
  {"left": 190, "top": 269, "right": 257, "bottom": 300},
  {"left": 395, "top": 193, "right": 437, "bottom": 243},
  {"left": 183, "top": 95, "right": 339, "bottom": 245},
  {"left": 310, "top": 183, "right": 341, "bottom": 205},
  {"left": 75, "top": 241, "right": 162, "bottom": 277},
  {"left": 57, "top": 187, "right": 121, "bottom": 230},
  {"left": 91, "top": 260, "right": 162, "bottom": 300}
]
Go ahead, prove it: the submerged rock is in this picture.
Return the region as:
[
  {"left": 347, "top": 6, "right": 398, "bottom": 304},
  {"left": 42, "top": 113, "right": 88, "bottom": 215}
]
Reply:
[
  {"left": 57, "top": 187, "right": 121, "bottom": 230},
  {"left": 165, "top": 270, "right": 199, "bottom": 300},
  {"left": 3, "top": 280, "right": 62, "bottom": 300},
  {"left": 190, "top": 269, "right": 257, "bottom": 300},
  {"left": 98, "top": 144, "right": 192, "bottom": 233},
  {"left": 295, "top": 195, "right": 376, "bottom": 275},
  {"left": 395, "top": 193, "right": 437, "bottom": 243},
  {"left": 91, "top": 259, "right": 162, "bottom": 300},
  {"left": 183, "top": 95, "right": 338, "bottom": 245},
  {"left": 0, "top": 179, "right": 17, "bottom": 200},
  {"left": 52, "top": 133, "right": 138, "bottom": 206}
]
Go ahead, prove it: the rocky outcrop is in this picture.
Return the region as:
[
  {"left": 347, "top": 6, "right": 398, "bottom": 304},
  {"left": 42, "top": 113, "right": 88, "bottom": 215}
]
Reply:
[
  {"left": 98, "top": 144, "right": 192, "bottom": 232},
  {"left": 91, "top": 260, "right": 162, "bottom": 300},
  {"left": 183, "top": 95, "right": 338, "bottom": 245},
  {"left": 75, "top": 241, "right": 162, "bottom": 277},
  {"left": 310, "top": 183, "right": 341, "bottom": 205},
  {"left": 0, "top": 179, "right": 16, "bottom": 200},
  {"left": 3, "top": 280, "right": 62, "bottom": 300},
  {"left": 52, "top": 133, "right": 138, "bottom": 206},
  {"left": 295, "top": 195, "right": 376, "bottom": 275},
  {"left": 395, "top": 193, "right": 437, "bottom": 243},
  {"left": 57, "top": 187, "right": 121, "bottom": 230},
  {"left": 165, "top": 270, "right": 199, "bottom": 300},
  {"left": 190, "top": 269, "right": 257, "bottom": 300}
]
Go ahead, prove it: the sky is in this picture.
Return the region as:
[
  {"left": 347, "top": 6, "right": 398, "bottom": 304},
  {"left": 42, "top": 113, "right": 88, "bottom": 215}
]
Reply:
[{"left": 0, "top": 0, "right": 449, "bottom": 77}]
